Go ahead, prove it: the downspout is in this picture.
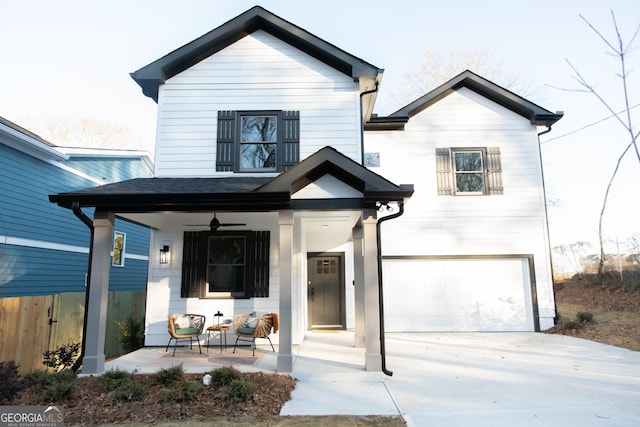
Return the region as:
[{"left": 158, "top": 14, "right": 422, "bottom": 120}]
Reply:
[
  {"left": 359, "top": 82, "right": 379, "bottom": 164},
  {"left": 71, "top": 202, "right": 94, "bottom": 373},
  {"left": 537, "top": 124, "right": 558, "bottom": 326},
  {"left": 376, "top": 200, "right": 405, "bottom": 376}
]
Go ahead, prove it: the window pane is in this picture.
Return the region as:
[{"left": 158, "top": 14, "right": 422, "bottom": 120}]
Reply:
[
  {"left": 241, "top": 116, "right": 277, "bottom": 142},
  {"left": 208, "top": 237, "right": 245, "bottom": 264},
  {"left": 454, "top": 152, "right": 482, "bottom": 172},
  {"left": 208, "top": 266, "right": 245, "bottom": 293},
  {"left": 456, "top": 173, "right": 484, "bottom": 192},
  {"left": 240, "top": 143, "right": 276, "bottom": 169},
  {"left": 207, "top": 236, "right": 246, "bottom": 295}
]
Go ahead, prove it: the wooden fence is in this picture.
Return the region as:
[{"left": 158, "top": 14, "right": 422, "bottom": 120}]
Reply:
[{"left": 0, "top": 291, "right": 146, "bottom": 373}]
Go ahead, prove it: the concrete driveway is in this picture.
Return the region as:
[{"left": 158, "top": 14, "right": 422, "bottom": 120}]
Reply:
[{"left": 281, "top": 332, "right": 640, "bottom": 426}]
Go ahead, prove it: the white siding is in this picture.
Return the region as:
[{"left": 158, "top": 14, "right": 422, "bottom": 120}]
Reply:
[
  {"left": 366, "top": 87, "right": 555, "bottom": 330},
  {"left": 153, "top": 30, "right": 362, "bottom": 177}
]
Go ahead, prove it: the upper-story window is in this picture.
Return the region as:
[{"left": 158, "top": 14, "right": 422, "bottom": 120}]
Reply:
[
  {"left": 217, "top": 110, "right": 300, "bottom": 173},
  {"left": 436, "top": 147, "right": 503, "bottom": 195},
  {"left": 240, "top": 115, "right": 277, "bottom": 171}
]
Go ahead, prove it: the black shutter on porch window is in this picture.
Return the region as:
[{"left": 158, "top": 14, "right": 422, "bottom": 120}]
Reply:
[
  {"left": 281, "top": 111, "right": 300, "bottom": 170},
  {"left": 181, "top": 231, "right": 204, "bottom": 298},
  {"left": 216, "top": 110, "right": 235, "bottom": 172},
  {"left": 251, "top": 231, "right": 270, "bottom": 297}
]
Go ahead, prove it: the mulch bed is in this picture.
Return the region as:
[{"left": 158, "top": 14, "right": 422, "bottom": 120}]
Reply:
[{"left": 12, "top": 372, "right": 296, "bottom": 425}]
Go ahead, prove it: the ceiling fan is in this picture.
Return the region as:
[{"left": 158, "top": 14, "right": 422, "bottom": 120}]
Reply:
[{"left": 186, "top": 213, "right": 246, "bottom": 231}]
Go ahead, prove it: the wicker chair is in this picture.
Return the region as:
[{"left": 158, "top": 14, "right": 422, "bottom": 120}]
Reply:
[
  {"left": 232, "top": 313, "right": 278, "bottom": 356},
  {"left": 166, "top": 313, "right": 206, "bottom": 356}
]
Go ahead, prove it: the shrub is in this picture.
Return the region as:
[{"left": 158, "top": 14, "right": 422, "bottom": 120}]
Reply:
[
  {"left": 562, "top": 319, "right": 581, "bottom": 330},
  {"left": 154, "top": 364, "right": 185, "bottom": 385},
  {"left": 99, "top": 369, "right": 146, "bottom": 402},
  {"left": 161, "top": 380, "right": 202, "bottom": 403},
  {"left": 43, "top": 374, "right": 77, "bottom": 402},
  {"left": 116, "top": 317, "right": 145, "bottom": 353},
  {"left": 226, "top": 378, "right": 255, "bottom": 403},
  {"left": 210, "top": 366, "right": 241, "bottom": 387},
  {"left": 0, "top": 361, "right": 23, "bottom": 403},
  {"left": 577, "top": 311, "right": 594, "bottom": 323},
  {"left": 42, "top": 342, "right": 80, "bottom": 372},
  {"left": 24, "top": 369, "right": 77, "bottom": 402}
]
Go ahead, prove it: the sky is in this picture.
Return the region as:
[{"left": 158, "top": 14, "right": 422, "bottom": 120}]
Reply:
[{"left": 1, "top": 0, "right": 638, "bottom": 252}]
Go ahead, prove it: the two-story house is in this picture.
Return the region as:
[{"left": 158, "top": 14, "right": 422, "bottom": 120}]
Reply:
[{"left": 50, "top": 6, "right": 562, "bottom": 375}]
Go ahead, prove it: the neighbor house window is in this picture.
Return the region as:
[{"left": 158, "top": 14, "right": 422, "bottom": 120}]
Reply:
[
  {"left": 181, "top": 230, "right": 270, "bottom": 299},
  {"left": 112, "top": 231, "right": 126, "bottom": 267},
  {"left": 436, "top": 147, "right": 503, "bottom": 195},
  {"left": 217, "top": 110, "right": 300, "bottom": 172}
]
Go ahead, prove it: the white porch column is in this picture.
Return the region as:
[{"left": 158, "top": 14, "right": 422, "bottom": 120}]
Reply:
[
  {"left": 362, "top": 209, "right": 381, "bottom": 371},
  {"left": 352, "top": 224, "right": 365, "bottom": 348},
  {"left": 83, "top": 210, "right": 114, "bottom": 375},
  {"left": 277, "top": 210, "right": 294, "bottom": 372}
]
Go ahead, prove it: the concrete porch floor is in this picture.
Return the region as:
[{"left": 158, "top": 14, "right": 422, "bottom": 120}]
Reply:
[{"left": 104, "top": 331, "right": 640, "bottom": 426}]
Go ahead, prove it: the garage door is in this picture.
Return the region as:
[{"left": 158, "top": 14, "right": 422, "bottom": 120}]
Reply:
[{"left": 382, "top": 257, "right": 535, "bottom": 332}]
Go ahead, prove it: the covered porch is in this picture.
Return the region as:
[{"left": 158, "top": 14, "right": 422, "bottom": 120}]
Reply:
[{"left": 49, "top": 147, "right": 413, "bottom": 375}]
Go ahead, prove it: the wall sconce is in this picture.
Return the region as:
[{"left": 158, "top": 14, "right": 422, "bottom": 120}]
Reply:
[{"left": 159, "top": 245, "right": 170, "bottom": 264}]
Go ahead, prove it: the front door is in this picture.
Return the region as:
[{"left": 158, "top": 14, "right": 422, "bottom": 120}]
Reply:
[{"left": 307, "top": 253, "right": 345, "bottom": 330}]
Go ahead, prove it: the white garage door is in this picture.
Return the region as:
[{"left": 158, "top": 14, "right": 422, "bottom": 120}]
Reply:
[{"left": 382, "top": 258, "right": 535, "bottom": 332}]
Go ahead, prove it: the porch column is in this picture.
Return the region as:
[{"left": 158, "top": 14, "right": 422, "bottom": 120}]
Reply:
[
  {"left": 362, "top": 209, "right": 381, "bottom": 371},
  {"left": 352, "top": 224, "right": 365, "bottom": 348},
  {"left": 83, "top": 210, "right": 114, "bottom": 375},
  {"left": 277, "top": 210, "right": 294, "bottom": 372}
]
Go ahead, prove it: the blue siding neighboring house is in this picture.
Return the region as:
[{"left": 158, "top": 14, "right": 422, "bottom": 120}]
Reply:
[{"left": 0, "top": 116, "right": 153, "bottom": 297}]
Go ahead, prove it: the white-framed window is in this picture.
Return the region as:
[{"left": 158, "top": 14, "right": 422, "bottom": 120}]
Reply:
[
  {"left": 436, "top": 147, "right": 503, "bottom": 196},
  {"left": 112, "top": 231, "right": 126, "bottom": 267}
]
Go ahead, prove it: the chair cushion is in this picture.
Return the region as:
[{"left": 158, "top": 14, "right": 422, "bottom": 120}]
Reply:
[
  {"left": 174, "top": 315, "right": 194, "bottom": 329},
  {"left": 175, "top": 327, "right": 200, "bottom": 335},
  {"left": 237, "top": 327, "right": 256, "bottom": 335}
]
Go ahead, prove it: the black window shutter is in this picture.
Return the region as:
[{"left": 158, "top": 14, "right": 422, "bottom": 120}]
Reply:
[
  {"left": 281, "top": 111, "right": 300, "bottom": 170},
  {"left": 486, "top": 147, "right": 504, "bottom": 195},
  {"left": 217, "top": 110, "right": 235, "bottom": 172},
  {"left": 181, "top": 231, "right": 205, "bottom": 298},
  {"left": 435, "top": 148, "right": 453, "bottom": 195},
  {"left": 251, "top": 231, "right": 270, "bottom": 297}
]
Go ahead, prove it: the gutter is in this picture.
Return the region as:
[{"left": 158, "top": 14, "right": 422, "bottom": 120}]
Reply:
[
  {"left": 376, "top": 200, "right": 405, "bottom": 376},
  {"left": 71, "top": 202, "right": 94, "bottom": 373}
]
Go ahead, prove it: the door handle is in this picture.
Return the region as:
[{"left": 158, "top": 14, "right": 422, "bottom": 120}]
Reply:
[{"left": 310, "top": 286, "right": 315, "bottom": 302}]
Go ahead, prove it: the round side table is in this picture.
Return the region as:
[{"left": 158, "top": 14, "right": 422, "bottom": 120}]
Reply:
[{"left": 206, "top": 325, "right": 230, "bottom": 353}]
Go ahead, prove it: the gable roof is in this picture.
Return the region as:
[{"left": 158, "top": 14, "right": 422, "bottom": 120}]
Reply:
[
  {"left": 49, "top": 147, "right": 413, "bottom": 213},
  {"left": 258, "top": 146, "right": 413, "bottom": 200},
  {"left": 131, "top": 6, "right": 383, "bottom": 102},
  {"left": 366, "top": 70, "right": 563, "bottom": 130}
]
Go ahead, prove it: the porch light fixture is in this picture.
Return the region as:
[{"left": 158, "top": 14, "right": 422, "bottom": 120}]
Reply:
[{"left": 159, "top": 245, "right": 170, "bottom": 264}]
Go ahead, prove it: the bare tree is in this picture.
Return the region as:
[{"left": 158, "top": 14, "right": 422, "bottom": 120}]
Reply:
[
  {"left": 558, "top": 11, "right": 640, "bottom": 279},
  {"left": 393, "top": 46, "right": 535, "bottom": 108},
  {"left": 24, "top": 115, "right": 146, "bottom": 151}
]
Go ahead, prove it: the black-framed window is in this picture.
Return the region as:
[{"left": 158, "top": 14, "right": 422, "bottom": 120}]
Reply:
[
  {"left": 436, "top": 147, "right": 503, "bottom": 195},
  {"left": 181, "top": 230, "right": 270, "bottom": 299},
  {"left": 217, "top": 110, "right": 300, "bottom": 172}
]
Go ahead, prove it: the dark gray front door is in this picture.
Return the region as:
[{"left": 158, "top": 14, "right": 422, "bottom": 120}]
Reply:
[{"left": 307, "top": 253, "right": 345, "bottom": 329}]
